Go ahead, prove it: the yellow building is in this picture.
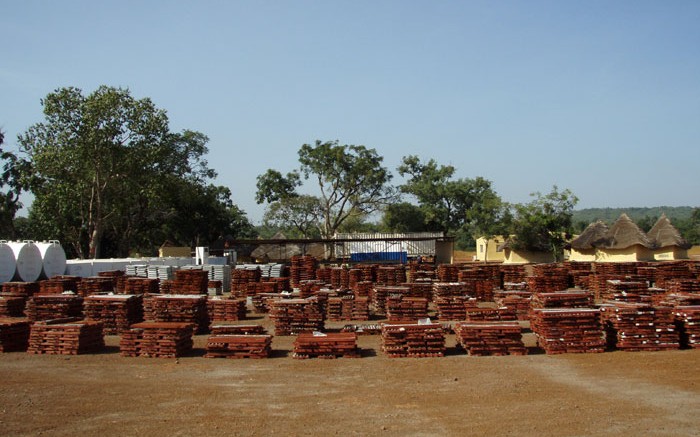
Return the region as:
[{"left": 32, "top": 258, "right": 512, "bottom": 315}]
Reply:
[
  {"left": 589, "top": 213, "right": 655, "bottom": 262},
  {"left": 158, "top": 241, "right": 192, "bottom": 258},
  {"left": 474, "top": 236, "right": 506, "bottom": 262},
  {"left": 647, "top": 214, "right": 690, "bottom": 261},
  {"left": 497, "top": 239, "right": 557, "bottom": 264},
  {"left": 569, "top": 221, "right": 609, "bottom": 262}
]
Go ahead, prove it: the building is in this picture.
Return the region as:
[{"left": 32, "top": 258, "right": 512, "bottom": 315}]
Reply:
[
  {"left": 569, "top": 221, "right": 609, "bottom": 262},
  {"left": 647, "top": 214, "right": 690, "bottom": 261},
  {"left": 588, "top": 213, "right": 655, "bottom": 262},
  {"left": 474, "top": 236, "right": 506, "bottom": 262},
  {"left": 497, "top": 239, "right": 558, "bottom": 264}
]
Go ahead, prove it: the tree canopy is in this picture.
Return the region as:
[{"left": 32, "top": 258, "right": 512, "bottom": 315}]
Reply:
[
  {"left": 396, "top": 155, "right": 505, "bottom": 248},
  {"left": 509, "top": 186, "right": 578, "bottom": 260},
  {"left": 0, "top": 131, "right": 26, "bottom": 238},
  {"left": 18, "top": 86, "right": 253, "bottom": 258},
  {"left": 256, "top": 140, "right": 395, "bottom": 239}
]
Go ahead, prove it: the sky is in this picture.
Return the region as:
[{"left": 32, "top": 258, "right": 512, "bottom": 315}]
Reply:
[{"left": 2, "top": 1, "right": 700, "bottom": 224}]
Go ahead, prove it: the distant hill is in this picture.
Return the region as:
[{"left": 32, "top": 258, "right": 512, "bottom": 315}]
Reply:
[{"left": 572, "top": 206, "right": 695, "bottom": 225}]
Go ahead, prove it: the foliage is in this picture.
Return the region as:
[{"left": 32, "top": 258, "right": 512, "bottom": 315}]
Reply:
[
  {"left": 380, "top": 202, "right": 429, "bottom": 233},
  {"left": 255, "top": 169, "right": 301, "bottom": 204},
  {"left": 674, "top": 208, "right": 700, "bottom": 245},
  {"left": 572, "top": 206, "right": 700, "bottom": 244},
  {"left": 572, "top": 206, "right": 695, "bottom": 225},
  {"left": 262, "top": 195, "right": 322, "bottom": 238},
  {"left": 0, "top": 130, "right": 29, "bottom": 238},
  {"left": 18, "top": 86, "right": 249, "bottom": 258},
  {"left": 396, "top": 155, "right": 504, "bottom": 249},
  {"left": 509, "top": 186, "right": 578, "bottom": 260},
  {"left": 336, "top": 211, "right": 381, "bottom": 234},
  {"left": 256, "top": 140, "right": 395, "bottom": 238}
]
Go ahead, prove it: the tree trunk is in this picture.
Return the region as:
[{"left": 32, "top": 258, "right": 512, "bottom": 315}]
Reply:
[{"left": 89, "top": 225, "right": 102, "bottom": 259}]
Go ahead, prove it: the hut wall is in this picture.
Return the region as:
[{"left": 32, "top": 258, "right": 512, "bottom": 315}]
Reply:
[
  {"left": 503, "top": 249, "right": 556, "bottom": 264},
  {"left": 475, "top": 237, "right": 505, "bottom": 262},
  {"left": 594, "top": 246, "right": 654, "bottom": 262},
  {"left": 568, "top": 248, "right": 597, "bottom": 262},
  {"left": 653, "top": 246, "right": 689, "bottom": 261}
]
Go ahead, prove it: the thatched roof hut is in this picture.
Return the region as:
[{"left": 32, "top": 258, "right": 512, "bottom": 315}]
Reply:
[
  {"left": 647, "top": 214, "right": 691, "bottom": 249},
  {"left": 647, "top": 214, "right": 690, "bottom": 260},
  {"left": 591, "top": 213, "right": 655, "bottom": 262},
  {"left": 568, "top": 221, "right": 609, "bottom": 262},
  {"left": 570, "top": 221, "right": 609, "bottom": 250},
  {"left": 593, "top": 213, "right": 654, "bottom": 250}
]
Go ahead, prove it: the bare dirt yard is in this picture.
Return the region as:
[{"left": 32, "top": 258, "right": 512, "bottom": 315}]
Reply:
[{"left": 1, "top": 319, "right": 699, "bottom": 437}]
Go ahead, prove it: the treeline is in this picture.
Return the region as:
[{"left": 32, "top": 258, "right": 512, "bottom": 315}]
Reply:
[
  {"left": 572, "top": 207, "right": 695, "bottom": 226},
  {"left": 2, "top": 85, "right": 697, "bottom": 259},
  {"left": 572, "top": 207, "right": 700, "bottom": 245}
]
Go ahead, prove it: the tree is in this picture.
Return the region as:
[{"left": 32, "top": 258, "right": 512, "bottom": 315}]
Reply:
[
  {"left": 397, "top": 155, "right": 504, "bottom": 248},
  {"left": 635, "top": 215, "right": 658, "bottom": 233},
  {"left": 380, "top": 202, "right": 429, "bottom": 233},
  {"left": 261, "top": 195, "right": 323, "bottom": 238},
  {"left": 19, "top": 86, "right": 242, "bottom": 258},
  {"left": 256, "top": 140, "right": 395, "bottom": 238},
  {"left": 509, "top": 186, "right": 578, "bottom": 261},
  {"left": 0, "top": 130, "right": 29, "bottom": 238},
  {"left": 676, "top": 207, "right": 700, "bottom": 245}
]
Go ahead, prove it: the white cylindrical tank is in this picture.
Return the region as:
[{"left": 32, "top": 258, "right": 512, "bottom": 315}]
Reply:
[
  {"left": 0, "top": 241, "right": 17, "bottom": 283},
  {"left": 8, "top": 241, "right": 43, "bottom": 282},
  {"left": 37, "top": 240, "right": 67, "bottom": 279}
]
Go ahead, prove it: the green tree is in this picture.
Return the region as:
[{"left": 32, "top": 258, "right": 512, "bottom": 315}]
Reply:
[
  {"left": 635, "top": 215, "right": 658, "bottom": 233},
  {"left": 397, "top": 155, "right": 504, "bottom": 248},
  {"left": 676, "top": 208, "right": 700, "bottom": 245},
  {"left": 19, "top": 86, "right": 243, "bottom": 258},
  {"left": 509, "top": 186, "right": 578, "bottom": 261},
  {"left": 261, "top": 195, "right": 322, "bottom": 238},
  {"left": 256, "top": 140, "right": 395, "bottom": 238},
  {"left": 0, "top": 130, "right": 29, "bottom": 238},
  {"left": 380, "top": 202, "right": 429, "bottom": 233}
]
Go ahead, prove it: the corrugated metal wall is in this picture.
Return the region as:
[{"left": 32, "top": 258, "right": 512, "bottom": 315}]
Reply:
[{"left": 333, "top": 232, "right": 443, "bottom": 258}]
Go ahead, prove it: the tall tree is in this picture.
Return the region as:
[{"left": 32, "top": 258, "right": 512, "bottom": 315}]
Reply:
[
  {"left": 509, "top": 186, "right": 578, "bottom": 261},
  {"left": 397, "top": 155, "right": 504, "bottom": 247},
  {"left": 380, "top": 202, "right": 429, "bottom": 233},
  {"left": 0, "top": 130, "right": 29, "bottom": 238},
  {"left": 18, "top": 86, "right": 240, "bottom": 258},
  {"left": 256, "top": 140, "right": 395, "bottom": 238},
  {"left": 261, "top": 195, "right": 323, "bottom": 239}
]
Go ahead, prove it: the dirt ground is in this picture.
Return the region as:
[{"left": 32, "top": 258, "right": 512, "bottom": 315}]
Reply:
[{"left": 1, "top": 314, "right": 699, "bottom": 437}]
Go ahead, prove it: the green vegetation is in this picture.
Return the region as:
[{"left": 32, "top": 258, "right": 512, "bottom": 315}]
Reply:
[
  {"left": 4, "top": 85, "right": 698, "bottom": 257},
  {"left": 256, "top": 140, "right": 395, "bottom": 239},
  {"left": 572, "top": 207, "right": 694, "bottom": 228},
  {"left": 12, "top": 86, "right": 254, "bottom": 258},
  {"left": 510, "top": 187, "right": 578, "bottom": 261},
  {"left": 572, "top": 206, "right": 700, "bottom": 245}
]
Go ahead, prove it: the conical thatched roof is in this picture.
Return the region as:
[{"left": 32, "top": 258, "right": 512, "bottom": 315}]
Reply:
[
  {"left": 647, "top": 214, "right": 691, "bottom": 249},
  {"left": 593, "top": 213, "right": 655, "bottom": 249},
  {"left": 570, "top": 221, "right": 609, "bottom": 250}
]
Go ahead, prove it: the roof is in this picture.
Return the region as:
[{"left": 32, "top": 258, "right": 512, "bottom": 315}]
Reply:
[
  {"left": 592, "top": 213, "right": 655, "bottom": 250},
  {"left": 570, "top": 221, "right": 609, "bottom": 250},
  {"left": 647, "top": 214, "right": 691, "bottom": 249}
]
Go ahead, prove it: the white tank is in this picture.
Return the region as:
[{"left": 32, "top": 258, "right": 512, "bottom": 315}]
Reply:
[
  {"left": 37, "top": 240, "right": 67, "bottom": 279},
  {"left": 8, "top": 241, "right": 43, "bottom": 282},
  {"left": 0, "top": 241, "right": 17, "bottom": 283}
]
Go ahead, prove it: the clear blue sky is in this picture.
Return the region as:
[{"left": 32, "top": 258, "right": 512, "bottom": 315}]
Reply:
[{"left": 3, "top": 1, "right": 699, "bottom": 223}]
